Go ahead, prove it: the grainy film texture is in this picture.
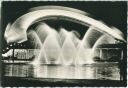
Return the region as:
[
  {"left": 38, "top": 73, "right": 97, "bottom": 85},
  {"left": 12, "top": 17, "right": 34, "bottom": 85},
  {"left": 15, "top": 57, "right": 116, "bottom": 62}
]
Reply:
[{"left": 1, "top": 1, "right": 127, "bottom": 87}]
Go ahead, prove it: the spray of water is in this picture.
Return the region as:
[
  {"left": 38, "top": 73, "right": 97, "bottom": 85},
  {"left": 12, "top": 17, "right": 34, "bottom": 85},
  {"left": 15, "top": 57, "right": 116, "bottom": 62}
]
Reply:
[
  {"left": 4, "top": 6, "right": 125, "bottom": 66},
  {"left": 28, "top": 23, "right": 103, "bottom": 65}
]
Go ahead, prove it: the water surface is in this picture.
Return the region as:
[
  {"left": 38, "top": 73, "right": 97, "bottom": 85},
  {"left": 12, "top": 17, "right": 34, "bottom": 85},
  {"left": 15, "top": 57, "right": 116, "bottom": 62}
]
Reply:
[{"left": 3, "top": 62, "right": 120, "bottom": 80}]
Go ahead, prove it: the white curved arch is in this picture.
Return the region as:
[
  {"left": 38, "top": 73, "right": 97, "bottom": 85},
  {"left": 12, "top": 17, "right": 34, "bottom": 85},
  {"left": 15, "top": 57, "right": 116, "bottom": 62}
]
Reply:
[
  {"left": 28, "top": 5, "right": 90, "bottom": 16},
  {"left": 4, "top": 6, "right": 125, "bottom": 43}
]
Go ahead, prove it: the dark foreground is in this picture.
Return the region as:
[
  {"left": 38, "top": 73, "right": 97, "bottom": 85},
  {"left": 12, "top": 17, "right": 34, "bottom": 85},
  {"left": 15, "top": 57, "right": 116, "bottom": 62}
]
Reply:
[{"left": 2, "top": 76, "right": 126, "bottom": 87}]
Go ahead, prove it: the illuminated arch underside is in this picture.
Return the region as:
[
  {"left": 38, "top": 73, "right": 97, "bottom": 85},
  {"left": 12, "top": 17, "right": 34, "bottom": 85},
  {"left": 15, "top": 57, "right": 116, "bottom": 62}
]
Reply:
[{"left": 4, "top": 6, "right": 125, "bottom": 43}]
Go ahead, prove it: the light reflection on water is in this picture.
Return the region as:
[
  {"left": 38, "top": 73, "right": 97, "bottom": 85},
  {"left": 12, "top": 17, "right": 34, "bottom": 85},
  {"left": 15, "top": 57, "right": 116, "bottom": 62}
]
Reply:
[{"left": 3, "top": 63, "right": 120, "bottom": 80}]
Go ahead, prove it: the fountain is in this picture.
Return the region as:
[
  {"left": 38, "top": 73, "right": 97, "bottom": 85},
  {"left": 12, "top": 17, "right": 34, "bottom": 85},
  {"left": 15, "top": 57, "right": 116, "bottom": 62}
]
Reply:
[
  {"left": 18, "top": 21, "right": 124, "bottom": 66},
  {"left": 28, "top": 24, "right": 106, "bottom": 65},
  {"left": 58, "top": 28, "right": 79, "bottom": 65},
  {"left": 4, "top": 6, "right": 125, "bottom": 66},
  {"left": 4, "top": 20, "right": 125, "bottom": 66},
  {"left": 2, "top": 6, "right": 126, "bottom": 82},
  {"left": 27, "top": 30, "right": 43, "bottom": 65},
  {"left": 92, "top": 34, "right": 116, "bottom": 49},
  {"left": 30, "top": 23, "right": 62, "bottom": 65},
  {"left": 27, "top": 30, "right": 42, "bottom": 49}
]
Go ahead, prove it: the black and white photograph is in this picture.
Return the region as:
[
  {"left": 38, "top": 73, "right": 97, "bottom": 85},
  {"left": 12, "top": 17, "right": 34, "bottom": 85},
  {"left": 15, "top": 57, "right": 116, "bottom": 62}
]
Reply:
[{"left": 1, "top": 1, "right": 127, "bottom": 87}]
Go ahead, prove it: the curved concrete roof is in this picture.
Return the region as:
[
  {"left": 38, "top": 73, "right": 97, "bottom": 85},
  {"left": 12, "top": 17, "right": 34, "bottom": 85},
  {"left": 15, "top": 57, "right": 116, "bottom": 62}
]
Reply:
[{"left": 4, "top": 6, "right": 125, "bottom": 43}]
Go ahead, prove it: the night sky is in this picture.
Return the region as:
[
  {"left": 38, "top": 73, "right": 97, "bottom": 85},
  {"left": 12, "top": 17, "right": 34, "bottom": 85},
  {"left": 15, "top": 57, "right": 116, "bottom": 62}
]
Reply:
[{"left": 1, "top": 1, "right": 127, "bottom": 48}]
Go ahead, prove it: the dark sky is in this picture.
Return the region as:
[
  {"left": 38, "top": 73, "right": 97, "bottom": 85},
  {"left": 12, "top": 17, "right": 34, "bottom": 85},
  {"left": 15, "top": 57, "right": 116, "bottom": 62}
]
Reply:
[{"left": 1, "top": 1, "right": 127, "bottom": 48}]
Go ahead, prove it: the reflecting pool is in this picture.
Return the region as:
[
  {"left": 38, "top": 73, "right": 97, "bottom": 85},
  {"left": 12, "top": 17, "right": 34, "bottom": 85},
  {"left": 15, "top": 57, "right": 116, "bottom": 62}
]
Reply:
[{"left": 3, "top": 62, "right": 120, "bottom": 80}]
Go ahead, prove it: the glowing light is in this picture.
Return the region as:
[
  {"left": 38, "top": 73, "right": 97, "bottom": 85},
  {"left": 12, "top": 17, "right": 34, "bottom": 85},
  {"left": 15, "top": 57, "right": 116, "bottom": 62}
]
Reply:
[
  {"left": 10, "top": 44, "right": 12, "bottom": 46},
  {"left": 4, "top": 6, "right": 125, "bottom": 43},
  {"left": 4, "top": 6, "right": 125, "bottom": 66}
]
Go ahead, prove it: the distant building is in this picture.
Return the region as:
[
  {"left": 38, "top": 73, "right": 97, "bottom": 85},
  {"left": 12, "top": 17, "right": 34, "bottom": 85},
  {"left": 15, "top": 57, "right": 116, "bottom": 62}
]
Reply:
[
  {"left": 2, "top": 48, "right": 40, "bottom": 60},
  {"left": 93, "top": 44, "right": 123, "bottom": 62},
  {"left": 14, "top": 49, "right": 40, "bottom": 60}
]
